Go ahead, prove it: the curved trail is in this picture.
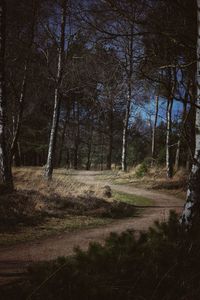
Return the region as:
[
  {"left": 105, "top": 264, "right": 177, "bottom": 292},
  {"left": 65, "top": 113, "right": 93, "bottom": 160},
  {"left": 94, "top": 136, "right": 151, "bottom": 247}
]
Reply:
[
  {"left": 0, "top": 171, "right": 184, "bottom": 286},
  {"left": 74, "top": 170, "right": 183, "bottom": 207}
]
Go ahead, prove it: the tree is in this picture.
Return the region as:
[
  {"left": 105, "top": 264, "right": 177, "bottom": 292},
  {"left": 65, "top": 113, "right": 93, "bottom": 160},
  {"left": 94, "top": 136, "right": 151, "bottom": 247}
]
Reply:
[
  {"left": 9, "top": 0, "right": 37, "bottom": 162},
  {"left": 44, "top": 0, "right": 67, "bottom": 179},
  {"left": 0, "top": 0, "right": 13, "bottom": 191},
  {"left": 151, "top": 95, "right": 159, "bottom": 165},
  {"left": 181, "top": 0, "right": 200, "bottom": 226}
]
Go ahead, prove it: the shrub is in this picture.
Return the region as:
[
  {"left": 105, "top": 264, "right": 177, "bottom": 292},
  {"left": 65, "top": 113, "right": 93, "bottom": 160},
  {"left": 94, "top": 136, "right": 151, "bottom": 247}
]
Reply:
[
  {"left": 5, "top": 211, "right": 200, "bottom": 300},
  {"left": 135, "top": 162, "right": 149, "bottom": 178}
]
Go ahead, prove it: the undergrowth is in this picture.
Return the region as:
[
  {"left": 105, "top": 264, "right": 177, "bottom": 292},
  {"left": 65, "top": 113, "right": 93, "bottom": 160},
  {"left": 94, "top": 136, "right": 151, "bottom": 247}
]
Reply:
[{"left": 3, "top": 211, "right": 200, "bottom": 300}]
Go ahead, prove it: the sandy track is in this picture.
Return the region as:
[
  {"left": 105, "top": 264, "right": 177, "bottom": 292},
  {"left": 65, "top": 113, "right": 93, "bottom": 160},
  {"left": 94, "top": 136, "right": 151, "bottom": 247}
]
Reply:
[{"left": 0, "top": 170, "right": 184, "bottom": 286}]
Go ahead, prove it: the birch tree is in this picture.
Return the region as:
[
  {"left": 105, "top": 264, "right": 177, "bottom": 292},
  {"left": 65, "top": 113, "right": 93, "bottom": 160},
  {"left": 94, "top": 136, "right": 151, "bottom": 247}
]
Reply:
[
  {"left": 44, "top": 0, "right": 67, "bottom": 179},
  {"left": 181, "top": 0, "right": 200, "bottom": 226},
  {"left": 166, "top": 97, "right": 173, "bottom": 178},
  {"left": 151, "top": 95, "right": 159, "bottom": 165},
  {"left": 0, "top": 0, "right": 13, "bottom": 190},
  {"left": 121, "top": 25, "right": 133, "bottom": 172}
]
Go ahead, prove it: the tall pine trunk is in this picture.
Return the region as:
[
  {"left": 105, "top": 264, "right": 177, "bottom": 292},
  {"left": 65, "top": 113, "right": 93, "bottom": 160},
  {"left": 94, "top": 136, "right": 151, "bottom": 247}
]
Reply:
[
  {"left": 44, "top": 0, "right": 66, "bottom": 180},
  {"left": 86, "top": 140, "right": 92, "bottom": 170},
  {"left": 181, "top": 0, "right": 200, "bottom": 226},
  {"left": 74, "top": 100, "right": 80, "bottom": 170},
  {"left": 11, "top": 61, "right": 28, "bottom": 158},
  {"left": 174, "top": 140, "right": 181, "bottom": 171},
  {"left": 0, "top": 1, "right": 13, "bottom": 191},
  {"left": 57, "top": 107, "right": 70, "bottom": 167},
  {"left": 175, "top": 88, "right": 188, "bottom": 171},
  {"left": 86, "top": 122, "right": 93, "bottom": 170}
]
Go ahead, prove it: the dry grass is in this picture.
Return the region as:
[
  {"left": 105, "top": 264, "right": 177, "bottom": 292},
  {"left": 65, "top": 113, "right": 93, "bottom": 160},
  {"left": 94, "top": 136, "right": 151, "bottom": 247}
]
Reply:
[
  {"left": 0, "top": 167, "right": 136, "bottom": 246},
  {"left": 97, "top": 165, "right": 188, "bottom": 199},
  {"left": 13, "top": 167, "right": 85, "bottom": 197},
  {"left": 13, "top": 167, "right": 113, "bottom": 200}
]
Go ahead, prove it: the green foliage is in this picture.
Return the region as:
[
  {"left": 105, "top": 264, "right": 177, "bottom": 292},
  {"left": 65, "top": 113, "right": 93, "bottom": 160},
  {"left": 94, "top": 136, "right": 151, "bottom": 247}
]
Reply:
[
  {"left": 5, "top": 211, "right": 200, "bottom": 300},
  {"left": 135, "top": 162, "right": 149, "bottom": 178},
  {"left": 113, "top": 191, "right": 153, "bottom": 206},
  {"left": 157, "top": 147, "right": 166, "bottom": 164}
]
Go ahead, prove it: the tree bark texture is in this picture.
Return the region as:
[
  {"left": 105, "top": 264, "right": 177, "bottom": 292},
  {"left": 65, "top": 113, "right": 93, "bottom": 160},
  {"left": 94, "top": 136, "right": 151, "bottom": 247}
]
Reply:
[
  {"left": 121, "top": 24, "right": 134, "bottom": 172},
  {"left": 11, "top": 1, "right": 37, "bottom": 159},
  {"left": 107, "top": 104, "right": 113, "bottom": 170},
  {"left": 74, "top": 100, "right": 80, "bottom": 170},
  {"left": 151, "top": 95, "right": 159, "bottom": 165},
  {"left": 166, "top": 97, "right": 173, "bottom": 178},
  {"left": 0, "top": 1, "right": 13, "bottom": 190},
  {"left": 44, "top": 0, "right": 67, "bottom": 179},
  {"left": 181, "top": 0, "right": 200, "bottom": 226},
  {"left": 57, "top": 106, "right": 70, "bottom": 167}
]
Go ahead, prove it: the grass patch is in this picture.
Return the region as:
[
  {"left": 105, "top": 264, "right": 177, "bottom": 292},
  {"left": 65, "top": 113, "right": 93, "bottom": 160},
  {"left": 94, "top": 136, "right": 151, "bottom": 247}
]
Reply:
[
  {"left": 0, "top": 215, "right": 111, "bottom": 246},
  {"left": 113, "top": 191, "right": 153, "bottom": 206}
]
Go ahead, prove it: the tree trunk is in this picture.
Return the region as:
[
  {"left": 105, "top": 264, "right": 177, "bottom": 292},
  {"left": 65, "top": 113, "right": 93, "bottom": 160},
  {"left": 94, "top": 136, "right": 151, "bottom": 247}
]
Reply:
[
  {"left": 181, "top": 0, "right": 200, "bottom": 226},
  {"left": 66, "top": 148, "right": 70, "bottom": 169},
  {"left": 174, "top": 139, "right": 181, "bottom": 171},
  {"left": 100, "top": 133, "right": 104, "bottom": 171},
  {"left": 121, "top": 24, "right": 133, "bottom": 172},
  {"left": 166, "top": 97, "right": 173, "bottom": 178},
  {"left": 11, "top": 62, "right": 28, "bottom": 158},
  {"left": 57, "top": 108, "right": 69, "bottom": 167},
  {"left": 86, "top": 125, "right": 93, "bottom": 170},
  {"left": 175, "top": 90, "right": 188, "bottom": 171},
  {"left": 0, "top": 1, "right": 13, "bottom": 191},
  {"left": 44, "top": 0, "right": 66, "bottom": 180},
  {"left": 13, "top": 142, "right": 21, "bottom": 167},
  {"left": 151, "top": 95, "right": 159, "bottom": 165},
  {"left": 107, "top": 106, "right": 113, "bottom": 170},
  {"left": 121, "top": 94, "right": 130, "bottom": 172},
  {"left": 74, "top": 100, "right": 80, "bottom": 170},
  {"left": 86, "top": 143, "right": 92, "bottom": 170},
  {"left": 57, "top": 122, "right": 66, "bottom": 167},
  {"left": 11, "top": 1, "right": 36, "bottom": 159}
]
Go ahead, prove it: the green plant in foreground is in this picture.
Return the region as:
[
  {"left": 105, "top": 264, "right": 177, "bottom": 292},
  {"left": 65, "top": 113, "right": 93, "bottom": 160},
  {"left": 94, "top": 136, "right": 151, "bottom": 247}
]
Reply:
[{"left": 4, "top": 211, "right": 200, "bottom": 300}]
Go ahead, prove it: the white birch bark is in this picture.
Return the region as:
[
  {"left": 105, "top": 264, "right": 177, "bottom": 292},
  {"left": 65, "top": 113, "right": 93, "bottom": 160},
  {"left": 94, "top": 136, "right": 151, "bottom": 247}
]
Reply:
[
  {"left": 107, "top": 100, "right": 113, "bottom": 170},
  {"left": 166, "top": 98, "right": 173, "bottom": 178},
  {"left": 121, "top": 24, "right": 134, "bottom": 172},
  {"left": 151, "top": 95, "right": 159, "bottom": 165},
  {"left": 181, "top": 0, "right": 200, "bottom": 226},
  {"left": 0, "top": 1, "right": 13, "bottom": 190},
  {"left": 121, "top": 90, "right": 131, "bottom": 172},
  {"left": 44, "top": 0, "right": 66, "bottom": 179}
]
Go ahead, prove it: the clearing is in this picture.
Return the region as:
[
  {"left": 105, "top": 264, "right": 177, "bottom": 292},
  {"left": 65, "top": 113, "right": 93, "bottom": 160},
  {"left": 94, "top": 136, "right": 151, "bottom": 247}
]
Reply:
[{"left": 0, "top": 169, "right": 184, "bottom": 286}]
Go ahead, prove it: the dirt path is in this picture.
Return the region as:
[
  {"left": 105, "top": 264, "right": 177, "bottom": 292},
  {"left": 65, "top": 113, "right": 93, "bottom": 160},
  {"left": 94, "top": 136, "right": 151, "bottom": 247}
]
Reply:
[
  {"left": 73, "top": 170, "right": 183, "bottom": 207},
  {"left": 0, "top": 171, "right": 184, "bottom": 286}
]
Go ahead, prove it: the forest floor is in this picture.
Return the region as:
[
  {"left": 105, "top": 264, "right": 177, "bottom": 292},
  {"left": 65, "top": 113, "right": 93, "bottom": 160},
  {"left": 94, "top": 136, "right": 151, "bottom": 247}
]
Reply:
[{"left": 0, "top": 168, "right": 185, "bottom": 287}]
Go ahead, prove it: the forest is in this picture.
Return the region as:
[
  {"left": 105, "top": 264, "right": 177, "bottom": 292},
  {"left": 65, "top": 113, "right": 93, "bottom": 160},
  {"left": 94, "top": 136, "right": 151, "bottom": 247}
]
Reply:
[{"left": 1, "top": 0, "right": 200, "bottom": 299}]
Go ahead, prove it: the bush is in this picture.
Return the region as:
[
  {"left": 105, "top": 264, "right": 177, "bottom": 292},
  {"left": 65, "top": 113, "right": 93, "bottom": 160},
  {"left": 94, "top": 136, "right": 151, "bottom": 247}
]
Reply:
[
  {"left": 4, "top": 211, "right": 200, "bottom": 300},
  {"left": 135, "top": 162, "right": 149, "bottom": 178}
]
